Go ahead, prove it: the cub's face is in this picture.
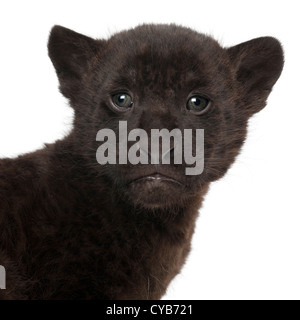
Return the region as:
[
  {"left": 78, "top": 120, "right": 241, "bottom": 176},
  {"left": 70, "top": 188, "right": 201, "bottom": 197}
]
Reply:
[{"left": 48, "top": 25, "right": 283, "bottom": 209}]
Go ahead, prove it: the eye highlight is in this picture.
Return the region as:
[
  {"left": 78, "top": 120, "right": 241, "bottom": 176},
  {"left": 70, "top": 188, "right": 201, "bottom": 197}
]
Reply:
[
  {"left": 186, "top": 95, "right": 210, "bottom": 114},
  {"left": 112, "top": 93, "right": 133, "bottom": 110}
]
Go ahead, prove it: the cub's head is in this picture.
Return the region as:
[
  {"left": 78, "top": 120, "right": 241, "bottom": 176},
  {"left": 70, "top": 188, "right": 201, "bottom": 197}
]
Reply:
[{"left": 48, "top": 24, "right": 283, "bottom": 210}]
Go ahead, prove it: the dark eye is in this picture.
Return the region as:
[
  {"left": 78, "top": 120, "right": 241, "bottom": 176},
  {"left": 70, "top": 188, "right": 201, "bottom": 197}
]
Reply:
[
  {"left": 112, "top": 93, "right": 133, "bottom": 109},
  {"left": 187, "top": 95, "right": 210, "bottom": 114}
]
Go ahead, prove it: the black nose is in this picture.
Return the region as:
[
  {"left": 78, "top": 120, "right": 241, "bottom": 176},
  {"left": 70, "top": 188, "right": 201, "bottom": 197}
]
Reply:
[{"left": 139, "top": 144, "right": 175, "bottom": 164}]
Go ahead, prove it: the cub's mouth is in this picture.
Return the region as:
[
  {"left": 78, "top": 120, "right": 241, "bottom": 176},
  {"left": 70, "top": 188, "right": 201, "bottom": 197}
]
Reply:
[
  {"left": 128, "top": 173, "right": 184, "bottom": 187},
  {"left": 123, "top": 171, "right": 191, "bottom": 209},
  {"left": 124, "top": 171, "right": 187, "bottom": 209}
]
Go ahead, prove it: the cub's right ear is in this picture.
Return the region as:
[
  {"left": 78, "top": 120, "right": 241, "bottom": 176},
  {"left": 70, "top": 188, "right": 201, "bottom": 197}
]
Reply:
[{"left": 48, "top": 25, "right": 99, "bottom": 101}]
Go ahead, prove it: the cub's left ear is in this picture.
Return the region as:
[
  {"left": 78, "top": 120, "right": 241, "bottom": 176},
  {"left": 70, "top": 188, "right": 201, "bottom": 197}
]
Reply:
[{"left": 227, "top": 37, "right": 284, "bottom": 115}]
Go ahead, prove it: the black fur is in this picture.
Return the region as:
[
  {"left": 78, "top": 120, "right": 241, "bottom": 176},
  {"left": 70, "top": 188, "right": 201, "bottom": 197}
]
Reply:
[{"left": 0, "top": 24, "right": 283, "bottom": 299}]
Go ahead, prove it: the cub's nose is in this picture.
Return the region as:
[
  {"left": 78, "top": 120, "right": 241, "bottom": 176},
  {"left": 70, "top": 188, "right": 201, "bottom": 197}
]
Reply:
[{"left": 139, "top": 144, "right": 175, "bottom": 164}]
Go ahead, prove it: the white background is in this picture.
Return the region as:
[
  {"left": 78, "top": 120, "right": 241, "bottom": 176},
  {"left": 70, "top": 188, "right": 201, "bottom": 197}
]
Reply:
[{"left": 0, "top": 0, "right": 299, "bottom": 300}]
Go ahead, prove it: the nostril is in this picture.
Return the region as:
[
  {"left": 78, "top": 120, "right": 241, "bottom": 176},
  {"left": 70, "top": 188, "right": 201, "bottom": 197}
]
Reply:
[
  {"left": 138, "top": 145, "right": 152, "bottom": 164},
  {"left": 139, "top": 146, "right": 149, "bottom": 157},
  {"left": 162, "top": 147, "right": 174, "bottom": 163}
]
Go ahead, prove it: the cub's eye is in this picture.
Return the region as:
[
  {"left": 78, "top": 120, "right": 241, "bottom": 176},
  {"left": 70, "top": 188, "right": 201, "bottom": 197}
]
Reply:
[
  {"left": 112, "top": 93, "right": 133, "bottom": 109},
  {"left": 187, "top": 95, "right": 210, "bottom": 114}
]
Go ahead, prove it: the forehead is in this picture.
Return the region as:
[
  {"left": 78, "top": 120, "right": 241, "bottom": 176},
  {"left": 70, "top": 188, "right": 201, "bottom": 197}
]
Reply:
[{"left": 103, "top": 25, "right": 228, "bottom": 94}]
